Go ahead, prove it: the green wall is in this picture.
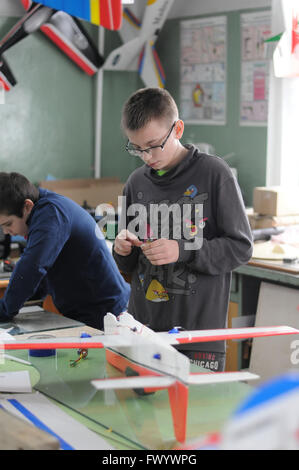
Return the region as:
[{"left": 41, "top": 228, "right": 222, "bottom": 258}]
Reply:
[
  {"left": 101, "top": 8, "right": 270, "bottom": 206},
  {"left": 0, "top": 17, "right": 98, "bottom": 183},
  {"left": 100, "top": 30, "right": 144, "bottom": 183},
  {"left": 0, "top": 8, "right": 270, "bottom": 206}
]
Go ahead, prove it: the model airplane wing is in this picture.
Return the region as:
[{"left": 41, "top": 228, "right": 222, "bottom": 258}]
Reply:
[
  {"left": 91, "top": 375, "right": 176, "bottom": 390},
  {"left": 0, "top": 57, "right": 17, "bottom": 91},
  {"left": 104, "top": 36, "right": 141, "bottom": 70},
  {"left": 0, "top": 1, "right": 104, "bottom": 90},
  {"left": 2, "top": 325, "right": 298, "bottom": 351},
  {"left": 1, "top": 334, "right": 132, "bottom": 351},
  {"left": 157, "top": 325, "right": 299, "bottom": 345},
  {"left": 40, "top": 11, "right": 104, "bottom": 75},
  {"left": 0, "top": 3, "right": 53, "bottom": 56},
  {"left": 187, "top": 371, "right": 259, "bottom": 385},
  {"left": 32, "top": 0, "right": 123, "bottom": 30},
  {"left": 91, "top": 371, "right": 259, "bottom": 391}
]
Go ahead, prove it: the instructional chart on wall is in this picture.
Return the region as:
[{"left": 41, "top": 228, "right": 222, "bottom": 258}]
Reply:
[
  {"left": 180, "top": 16, "right": 227, "bottom": 125},
  {"left": 240, "top": 11, "right": 272, "bottom": 126}
]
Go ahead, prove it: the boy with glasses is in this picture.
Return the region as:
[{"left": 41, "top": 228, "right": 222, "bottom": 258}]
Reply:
[
  {"left": 113, "top": 87, "right": 253, "bottom": 371},
  {"left": 0, "top": 172, "right": 130, "bottom": 329}
]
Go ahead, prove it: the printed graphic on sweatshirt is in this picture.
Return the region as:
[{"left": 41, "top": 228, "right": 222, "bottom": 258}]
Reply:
[
  {"left": 137, "top": 247, "right": 199, "bottom": 299},
  {"left": 183, "top": 184, "right": 198, "bottom": 198},
  {"left": 145, "top": 279, "right": 169, "bottom": 302},
  {"left": 129, "top": 191, "right": 208, "bottom": 244},
  {"left": 130, "top": 188, "right": 209, "bottom": 300}
]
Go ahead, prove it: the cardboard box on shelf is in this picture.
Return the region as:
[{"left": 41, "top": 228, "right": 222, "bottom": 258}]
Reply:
[
  {"left": 39, "top": 177, "right": 124, "bottom": 210},
  {"left": 253, "top": 186, "right": 299, "bottom": 217},
  {"left": 247, "top": 212, "right": 299, "bottom": 230}
]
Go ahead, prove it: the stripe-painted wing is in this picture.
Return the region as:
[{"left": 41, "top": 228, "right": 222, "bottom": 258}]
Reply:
[
  {"left": 1, "top": 334, "right": 133, "bottom": 351},
  {"left": 120, "top": 6, "right": 141, "bottom": 43},
  {"left": 35, "top": 0, "right": 123, "bottom": 30},
  {"left": 91, "top": 375, "right": 176, "bottom": 390},
  {"left": 158, "top": 326, "right": 299, "bottom": 345},
  {"left": 40, "top": 12, "right": 104, "bottom": 75},
  {"left": 139, "top": 40, "right": 166, "bottom": 88}
]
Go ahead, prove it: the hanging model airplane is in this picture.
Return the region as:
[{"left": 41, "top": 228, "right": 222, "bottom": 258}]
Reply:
[
  {"left": 264, "top": 0, "right": 299, "bottom": 77},
  {"left": 103, "top": 0, "right": 174, "bottom": 88},
  {"left": 2, "top": 311, "right": 299, "bottom": 443},
  {"left": 0, "top": 0, "right": 123, "bottom": 92},
  {"left": 31, "top": 0, "right": 123, "bottom": 30}
]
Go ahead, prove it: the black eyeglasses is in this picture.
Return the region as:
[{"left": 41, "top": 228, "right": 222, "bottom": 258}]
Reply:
[{"left": 125, "top": 121, "right": 177, "bottom": 158}]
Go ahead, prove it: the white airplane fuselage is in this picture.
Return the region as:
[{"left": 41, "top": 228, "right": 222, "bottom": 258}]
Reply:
[{"left": 103, "top": 312, "right": 190, "bottom": 385}]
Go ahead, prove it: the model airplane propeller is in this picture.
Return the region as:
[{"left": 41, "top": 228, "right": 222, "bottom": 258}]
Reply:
[
  {"left": 103, "top": 0, "right": 174, "bottom": 88},
  {"left": 1, "top": 311, "right": 299, "bottom": 443},
  {"left": 0, "top": 0, "right": 123, "bottom": 91}
]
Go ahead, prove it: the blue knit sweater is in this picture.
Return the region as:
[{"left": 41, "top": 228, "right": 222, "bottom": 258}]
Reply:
[{"left": 0, "top": 188, "right": 130, "bottom": 329}]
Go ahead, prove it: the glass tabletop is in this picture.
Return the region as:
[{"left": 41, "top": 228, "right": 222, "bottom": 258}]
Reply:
[{"left": 1, "top": 346, "right": 254, "bottom": 450}]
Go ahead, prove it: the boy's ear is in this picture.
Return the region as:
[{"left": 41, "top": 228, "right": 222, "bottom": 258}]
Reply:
[
  {"left": 23, "top": 199, "right": 34, "bottom": 217},
  {"left": 174, "top": 119, "right": 184, "bottom": 139}
]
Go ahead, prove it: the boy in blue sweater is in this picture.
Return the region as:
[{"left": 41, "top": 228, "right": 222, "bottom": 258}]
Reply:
[{"left": 0, "top": 172, "right": 130, "bottom": 329}]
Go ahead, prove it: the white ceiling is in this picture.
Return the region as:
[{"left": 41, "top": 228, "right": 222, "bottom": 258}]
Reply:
[{"left": 0, "top": 0, "right": 272, "bottom": 19}]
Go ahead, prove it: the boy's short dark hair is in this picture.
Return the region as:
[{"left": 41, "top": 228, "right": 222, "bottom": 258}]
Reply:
[
  {"left": 121, "top": 87, "right": 179, "bottom": 132},
  {"left": 0, "top": 172, "right": 39, "bottom": 217}
]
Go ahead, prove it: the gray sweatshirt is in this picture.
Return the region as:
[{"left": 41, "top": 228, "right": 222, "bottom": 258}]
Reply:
[{"left": 113, "top": 145, "right": 253, "bottom": 353}]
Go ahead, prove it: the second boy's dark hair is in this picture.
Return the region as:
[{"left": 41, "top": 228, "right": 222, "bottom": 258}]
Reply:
[
  {"left": 121, "top": 87, "right": 178, "bottom": 131},
  {"left": 0, "top": 172, "right": 39, "bottom": 217}
]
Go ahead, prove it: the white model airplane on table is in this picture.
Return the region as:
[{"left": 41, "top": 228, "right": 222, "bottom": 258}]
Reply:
[
  {"left": 1, "top": 312, "right": 299, "bottom": 443},
  {"left": 104, "top": 0, "right": 174, "bottom": 88}
]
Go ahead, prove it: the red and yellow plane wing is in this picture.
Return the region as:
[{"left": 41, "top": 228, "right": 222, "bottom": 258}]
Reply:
[{"left": 2, "top": 317, "right": 298, "bottom": 444}]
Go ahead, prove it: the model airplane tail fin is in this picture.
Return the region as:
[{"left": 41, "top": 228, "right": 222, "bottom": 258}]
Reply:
[
  {"left": 104, "top": 37, "right": 166, "bottom": 88},
  {"left": 139, "top": 40, "right": 166, "bottom": 88},
  {"left": 121, "top": 7, "right": 142, "bottom": 43},
  {"left": 0, "top": 57, "right": 17, "bottom": 91},
  {"left": 104, "top": 36, "right": 141, "bottom": 71},
  {"left": 168, "top": 380, "right": 189, "bottom": 443},
  {"left": 34, "top": 0, "right": 123, "bottom": 30},
  {"left": 91, "top": 375, "right": 175, "bottom": 391},
  {"left": 187, "top": 371, "right": 259, "bottom": 385},
  {"left": 40, "top": 12, "right": 104, "bottom": 76}
]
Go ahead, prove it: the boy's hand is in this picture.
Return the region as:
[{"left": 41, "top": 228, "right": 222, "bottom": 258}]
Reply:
[
  {"left": 141, "top": 239, "right": 179, "bottom": 265},
  {"left": 114, "top": 229, "right": 143, "bottom": 256}
]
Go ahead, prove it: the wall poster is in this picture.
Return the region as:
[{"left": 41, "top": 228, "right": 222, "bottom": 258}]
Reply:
[
  {"left": 180, "top": 16, "right": 227, "bottom": 125},
  {"left": 240, "top": 11, "right": 272, "bottom": 126}
]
